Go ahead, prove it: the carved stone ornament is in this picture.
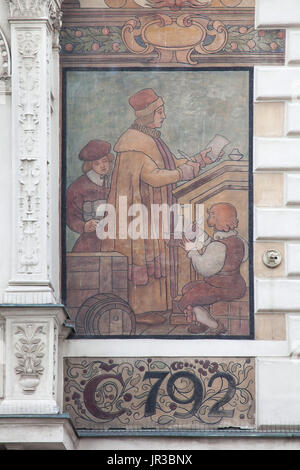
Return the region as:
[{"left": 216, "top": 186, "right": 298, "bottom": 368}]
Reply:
[
  {"left": 16, "top": 31, "right": 43, "bottom": 275},
  {"left": 8, "top": 0, "right": 61, "bottom": 20},
  {"left": 122, "top": 14, "right": 228, "bottom": 64},
  {"left": 0, "top": 29, "right": 11, "bottom": 80},
  {"left": 7, "top": 0, "right": 63, "bottom": 43},
  {"left": 14, "top": 324, "right": 45, "bottom": 394}
]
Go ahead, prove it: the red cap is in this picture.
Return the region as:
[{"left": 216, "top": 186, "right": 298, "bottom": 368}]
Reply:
[
  {"left": 79, "top": 140, "right": 111, "bottom": 161},
  {"left": 129, "top": 89, "right": 163, "bottom": 117}
]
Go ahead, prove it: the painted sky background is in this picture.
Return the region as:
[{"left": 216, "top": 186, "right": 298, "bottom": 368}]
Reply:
[{"left": 65, "top": 69, "right": 250, "bottom": 250}]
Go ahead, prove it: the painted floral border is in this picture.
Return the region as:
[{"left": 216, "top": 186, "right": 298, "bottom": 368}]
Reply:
[
  {"left": 60, "top": 25, "right": 285, "bottom": 56},
  {"left": 64, "top": 357, "right": 255, "bottom": 431}
]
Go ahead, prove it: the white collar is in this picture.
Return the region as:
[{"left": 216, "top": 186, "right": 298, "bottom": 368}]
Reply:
[
  {"left": 86, "top": 169, "right": 105, "bottom": 186},
  {"left": 214, "top": 230, "right": 237, "bottom": 240}
]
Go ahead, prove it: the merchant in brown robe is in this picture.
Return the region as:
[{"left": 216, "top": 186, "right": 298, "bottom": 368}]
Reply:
[
  {"left": 178, "top": 203, "right": 248, "bottom": 335},
  {"left": 66, "top": 139, "right": 113, "bottom": 252},
  {"left": 101, "top": 88, "right": 212, "bottom": 325}
]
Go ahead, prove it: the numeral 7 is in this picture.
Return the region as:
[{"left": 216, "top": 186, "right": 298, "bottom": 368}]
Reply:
[{"left": 142, "top": 371, "right": 169, "bottom": 417}]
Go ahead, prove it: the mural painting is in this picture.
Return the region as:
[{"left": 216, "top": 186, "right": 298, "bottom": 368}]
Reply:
[
  {"left": 63, "top": 68, "right": 252, "bottom": 337},
  {"left": 64, "top": 356, "right": 255, "bottom": 431}
]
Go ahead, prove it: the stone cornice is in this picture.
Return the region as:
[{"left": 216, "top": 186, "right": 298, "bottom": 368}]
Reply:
[{"left": 7, "top": 0, "right": 63, "bottom": 29}]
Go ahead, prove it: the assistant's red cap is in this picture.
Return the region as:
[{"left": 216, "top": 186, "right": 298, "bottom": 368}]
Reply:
[{"left": 79, "top": 140, "right": 111, "bottom": 161}]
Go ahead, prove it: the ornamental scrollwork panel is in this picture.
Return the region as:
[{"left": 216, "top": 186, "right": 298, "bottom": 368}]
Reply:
[
  {"left": 77, "top": 0, "right": 255, "bottom": 9},
  {"left": 122, "top": 14, "right": 228, "bottom": 64},
  {"left": 64, "top": 357, "right": 255, "bottom": 431}
]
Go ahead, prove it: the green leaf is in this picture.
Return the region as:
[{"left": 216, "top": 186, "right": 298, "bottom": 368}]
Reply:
[
  {"left": 130, "top": 375, "right": 141, "bottom": 387},
  {"left": 134, "top": 391, "right": 150, "bottom": 400},
  {"left": 258, "top": 42, "right": 271, "bottom": 52},
  {"left": 134, "top": 360, "right": 146, "bottom": 369},
  {"left": 157, "top": 415, "right": 175, "bottom": 425},
  {"left": 150, "top": 361, "right": 168, "bottom": 370}
]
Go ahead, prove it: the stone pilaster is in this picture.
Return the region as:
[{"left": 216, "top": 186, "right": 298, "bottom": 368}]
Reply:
[{"left": 3, "top": 0, "right": 62, "bottom": 304}]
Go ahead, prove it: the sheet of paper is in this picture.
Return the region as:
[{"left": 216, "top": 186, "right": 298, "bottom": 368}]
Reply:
[{"left": 206, "top": 134, "right": 230, "bottom": 162}]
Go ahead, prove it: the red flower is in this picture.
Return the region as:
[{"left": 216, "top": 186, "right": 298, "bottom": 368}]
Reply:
[
  {"left": 124, "top": 393, "right": 133, "bottom": 402},
  {"left": 247, "top": 40, "right": 256, "bottom": 49}
]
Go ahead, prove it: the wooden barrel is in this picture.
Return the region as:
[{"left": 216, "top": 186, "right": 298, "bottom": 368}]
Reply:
[{"left": 75, "top": 293, "right": 136, "bottom": 336}]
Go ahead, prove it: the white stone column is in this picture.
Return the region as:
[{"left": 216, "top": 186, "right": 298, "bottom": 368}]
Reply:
[
  {"left": 0, "top": 0, "right": 70, "bottom": 421},
  {"left": 3, "top": 0, "right": 62, "bottom": 305},
  {"left": 255, "top": 0, "right": 300, "bottom": 428}
]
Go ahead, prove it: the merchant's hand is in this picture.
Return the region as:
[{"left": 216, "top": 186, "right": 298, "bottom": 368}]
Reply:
[
  {"left": 84, "top": 219, "right": 99, "bottom": 233},
  {"left": 193, "top": 147, "right": 212, "bottom": 168},
  {"left": 178, "top": 162, "right": 200, "bottom": 181}
]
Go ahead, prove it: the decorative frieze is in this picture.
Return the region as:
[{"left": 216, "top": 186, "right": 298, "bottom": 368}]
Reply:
[
  {"left": 77, "top": 0, "right": 256, "bottom": 8},
  {"left": 64, "top": 356, "right": 255, "bottom": 432},
  {"left": 60, "top": 0, "right": 285, "bottom": 66}
]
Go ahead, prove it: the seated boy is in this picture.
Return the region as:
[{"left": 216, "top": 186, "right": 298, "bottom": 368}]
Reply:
[{"left": 178, "top": 202, "right": 248, "bottom": 335}]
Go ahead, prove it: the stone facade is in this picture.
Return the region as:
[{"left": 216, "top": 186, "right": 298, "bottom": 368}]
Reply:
[{"left": 0, "top": 0, "right": 300, "bottom": 450}]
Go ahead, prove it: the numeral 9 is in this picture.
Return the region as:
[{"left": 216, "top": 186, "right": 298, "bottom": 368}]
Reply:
[
  {"left": 143, "top": 371, "right": 203, "bottom": 419},
  {"left": 167, "top": 371, "right": 204, "bottom": 419}
]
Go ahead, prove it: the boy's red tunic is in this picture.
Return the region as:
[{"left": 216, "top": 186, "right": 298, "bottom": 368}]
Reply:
[
  {"left": 178, "top": 235, "right": 246, "bottom": 311},
  {"left": 66, "top": 174, "right": 110, "bottom": 252}
]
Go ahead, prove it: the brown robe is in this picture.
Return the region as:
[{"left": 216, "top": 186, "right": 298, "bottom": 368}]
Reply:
[
  {"left": 66, "top": 174, "right": 110, "bottom": 252},
  {"left": 101, "top": 126, "right": 186, "bottom": 315},
  {"left": 178, "top": 235, "right": 247, "bottom": 312}
]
